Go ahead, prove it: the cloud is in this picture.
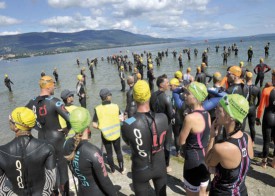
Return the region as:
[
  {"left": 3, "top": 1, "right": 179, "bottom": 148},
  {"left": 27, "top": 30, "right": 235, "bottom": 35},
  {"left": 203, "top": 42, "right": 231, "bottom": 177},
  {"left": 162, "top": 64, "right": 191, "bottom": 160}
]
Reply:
[
  {"left": 41, "top": 14, "right": 110, "bottom": 32},
  {"left": 48, "top": 0, "right": 123, "bottom": 8},
  {"left": 112, "top": 19, "right": 133, "bottom": 29},
  {"left": 223, "top": 24, "right": 235, "bottom": 30},
  {"left": 0, "top": 1, "right": 5, "bottom": 9},
  {"left": 0, "top": 15, "right": 21, "bottom": 26},
  {"left": 0, "top": 31, "right": 20, "bottom": 36}
]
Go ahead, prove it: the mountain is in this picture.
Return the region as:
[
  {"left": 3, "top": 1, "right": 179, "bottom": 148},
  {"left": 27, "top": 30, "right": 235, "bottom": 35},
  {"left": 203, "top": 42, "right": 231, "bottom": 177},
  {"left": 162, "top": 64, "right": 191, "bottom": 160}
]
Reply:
[{"left": 0, "top": 30, "right": 182, "bottom": 55}]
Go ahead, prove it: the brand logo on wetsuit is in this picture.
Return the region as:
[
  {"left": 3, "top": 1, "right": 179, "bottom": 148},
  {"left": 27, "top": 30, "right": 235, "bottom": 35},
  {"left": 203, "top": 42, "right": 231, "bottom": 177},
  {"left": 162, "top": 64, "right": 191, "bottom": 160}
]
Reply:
[
  {"left": 134, "top": 128, "right": 147, "bottom": 157},
  {"left": 72, "top": 151, "right": 90, "bottom": 187},
  {"left": 94, "top": 152, "right": 107, "bottom": 177},
  {"left": 242, "top": 148, "right": 247, "bottom": 157},
  {"left": 15, "top": 160, "right": 24, "bottom": 188}
]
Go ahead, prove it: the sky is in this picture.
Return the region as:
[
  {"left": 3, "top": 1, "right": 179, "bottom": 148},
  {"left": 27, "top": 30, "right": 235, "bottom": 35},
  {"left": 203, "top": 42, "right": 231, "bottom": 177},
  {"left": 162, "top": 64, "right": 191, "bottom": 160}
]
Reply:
[{"left": 0, "top": 0, "right": 275, "bottom": 38}]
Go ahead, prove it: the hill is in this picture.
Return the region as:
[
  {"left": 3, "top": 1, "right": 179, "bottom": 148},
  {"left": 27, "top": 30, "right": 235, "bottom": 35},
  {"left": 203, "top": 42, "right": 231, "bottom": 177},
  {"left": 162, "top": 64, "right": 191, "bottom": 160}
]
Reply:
[{"left": 0, "top": 30, "right": 182, "bottom": 56}]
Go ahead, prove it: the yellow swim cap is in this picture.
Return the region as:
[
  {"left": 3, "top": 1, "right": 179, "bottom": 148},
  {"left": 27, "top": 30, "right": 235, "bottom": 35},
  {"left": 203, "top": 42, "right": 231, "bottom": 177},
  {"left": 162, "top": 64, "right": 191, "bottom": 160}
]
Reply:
[
  {"left": 197, "top": 67, "right": 201, "bottom": 72},
  {"left": 120, "top": 66, "right": 124, "bottom": 70},
  {"left": 137, "top": 73, "right": 141, "bottom": 80},
  {"left": 187, "top": 82, "right": 208, "bottom": 102},
  {"left": 5, "top": 74, "right": 8, "bottom": 78},
  {"left": 260, "top": 58, "right": 264, "bottom": 63},
  {"left": 170, "top": 78, "right": 180, "bottom": 86},
  {"left": 174, "top": 71, "right": 183, "bottom": 80},
  {"left": 148, "top": 64, "right": 153, "bottom": 70},
  {"left": 213, "top": 72, "right": 222, "bottom": 81},
  {"left": 219, "top": 94, "right": 249, "bottom": 123},
  {"left": 77, "top": 74, "right": 83, "bottom": 81},
  {"left": 246, "top": 72, "right": 253, "bottom": 78},
  {"left": 148, "top": 59, "right": 152, "bottom": 63},
  {"left": 228, "top": 66, "right": 242, "bottom": 77},
  {"left": 133, "top": 80, "right": 151, "bottom": 103},
  {"left": 10, "top": 107, "right": 36, "bottom": 131},
  {"left": 187, "top": 67, "right": 191, "bottom": 72},
  {"left": 201, "top": 62, "right": 206, "bottom": 67},
  {"left": 39, "top": 76, "right": 55, "bottom": 89},
  {"left": 239, "top": 61, "right": 244, "bottom": 67}
]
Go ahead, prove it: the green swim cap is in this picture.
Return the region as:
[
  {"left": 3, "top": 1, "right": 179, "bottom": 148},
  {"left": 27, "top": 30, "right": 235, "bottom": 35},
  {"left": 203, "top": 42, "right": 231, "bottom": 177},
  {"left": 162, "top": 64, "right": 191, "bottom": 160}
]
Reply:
[
  {"left": 187, "top": 82, "right": 208, "bottom": 102},
  {"left": 219, "top": 94, "right": 249, "bottom": 123},
  {"left": 69, "top": 107, "right": 91, "bottom": 134}
]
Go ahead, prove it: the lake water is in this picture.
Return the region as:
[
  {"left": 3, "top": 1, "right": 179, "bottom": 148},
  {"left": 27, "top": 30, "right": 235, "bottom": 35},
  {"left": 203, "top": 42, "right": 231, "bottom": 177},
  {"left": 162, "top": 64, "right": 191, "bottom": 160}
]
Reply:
[{"left": 1, "top": 36, "right": 275, "bottom": 144}]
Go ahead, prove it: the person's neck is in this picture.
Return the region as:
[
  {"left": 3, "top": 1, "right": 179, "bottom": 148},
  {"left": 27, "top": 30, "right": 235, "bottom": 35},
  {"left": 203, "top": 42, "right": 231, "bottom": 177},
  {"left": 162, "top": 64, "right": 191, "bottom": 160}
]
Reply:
[
  {"left": 40, "top": 90, "right": 50, "bottom": 96},
  {"left": 234, "top": 78, "right": 243, "bottom": 84},
  {"left": 137, "top": 102, "right": 150, "bottom": 113},
  {"left": 214, "top": 82, "right": 221, "bottom": 87},
  {"left": 81, "top": 129, "right": 89, "bottom": 140},
  {"left": 191, "top": 103, "right": 204, "bottom": 111},
  {"left": 158, "top": 88, "right": 165, "bottom": 92},
  {"left": 246, "top": 80, "right": 253, "bottom": 85}
]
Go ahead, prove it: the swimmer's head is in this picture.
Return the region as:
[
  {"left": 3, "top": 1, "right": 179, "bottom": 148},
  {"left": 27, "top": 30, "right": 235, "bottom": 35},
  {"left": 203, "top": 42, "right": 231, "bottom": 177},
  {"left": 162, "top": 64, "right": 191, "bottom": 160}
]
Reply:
[
  {"left": 187, "top": 67, "right": 191, "bottom": 73},
  {"left": 219, "top": 94, "right": 249, "bottom": 123},
  {"left": 133, "top": 80, "right": 151, "bottom": 103},
  {"left": 77, "top": 74, "right": 83, "bottom": 81},
  {"left": 10, "top": 107, "right": 36, "bottom": 131},
  {"left": 239, "top": 61, "right": 244, "bottom": 67},
  {"left": 170, "top": 78, "right": 180, "bottom": 87},
  {"left": 148, "top": 64, "right": 153, "bottom": 70},
  {"left": 187, "top": 82, "right": 208, "bottom": 102},
  {"left": 127, "top": 76, "right": 135, "bottom": 85},
  {"left": 5, "top": 74, "right": 8, "bottom": 78},
  {"left": 174, "top": 71, "right": 182, "bottom": 80},
  {"left": 39, "top": 76, "right": 55, "bottom": 89},
  {"left": 213, "top": 72, "right": 222, "bottom": 82},
  {"left": 136, "top": 73, "right": 142, "bottom": 80},
  {"left": 120, "top": 66, "right": 124, "bottom": 71},
  {"left": 228, "top": 66, "right": 242, "bottom": 77},
  {"left": 260, "top": 58, "right": 264, "bottom": 63},
  {"left": 246, "top": 72, "right": 253, "bottom": 79},
  {"left": 69, "top": 107, "right": 91, "bottom": 134},
  {"left": 201, "top": 63, "right": 206, "bottom": 68}
]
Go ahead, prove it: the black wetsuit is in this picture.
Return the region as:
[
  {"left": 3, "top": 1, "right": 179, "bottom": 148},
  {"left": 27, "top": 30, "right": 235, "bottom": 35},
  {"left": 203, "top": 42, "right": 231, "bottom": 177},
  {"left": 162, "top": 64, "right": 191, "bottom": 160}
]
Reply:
[
  {"left": 245, "top": 85, "right": 261, "bottom": 142},
  {"left": 80, "top": 70, "right": 86, "bottom": 86},
  {"left": 253, "top": 63, "right": 271, "bottom": 87},
  {"left": 247, "top": 49, "right": 253, "bottom": 62},
  {"left": 122, "top": 112, "right": 168, "bottom": 196},
  {"left": 147, "top": 69, "right": 155, "bottom": 91},
  {"left": 125, "top": 86, "right": 137, "bottom": 118},
  {"left": 210, "top": 134, "right": 250, "bottom": 196},
  {"left": 26, "top": 96, "right": 70, "bottom": 192},
  {"left": 257, "top": 86, "right": 275, "bottom": 158},
  {"left": 89, "top": 63, "right": 94, "bottom": 79},
  {"left": 184, "top": 110, "right": 210, "bottom": 189},
  {"left": 150, "top": 90, "right": 174, "bottom": 167},
  {"left": 221, "top": 52, "right": 229, "bottom": 65},
  {"left": 202, "top": 52, "right": 208, "bottom": 66},
  {"left": 226, "top": 83, "right": 249, "bottom": 130},
  {"left": 195, "top": 72, "right": 207, "bottom": 85},
  {"left": 76, "top": 81, "right": 86, "bottom": 108},
  {"left": 53, "top": 71, "right": 58, "bottom": 82},
  {"left": 265, "top": 45, "right": 269, "bottom": 57},
  {"left": 0, "top": 135, "right": 56, "bottom": 196},
  {"left": 119, "top": 71, "right": 126, "bottom": 92},
  {"left": 4, "top": 77, "right": 13, "bottom": 92},
  {"left": 202, "top": 67, "right": 213, "bottom": 83},
  {"left": 63, "top": 139, "right": 117, "bottom": 196},
  {"left": 178, "top": 56, "right": 183, "bottom": 68}
]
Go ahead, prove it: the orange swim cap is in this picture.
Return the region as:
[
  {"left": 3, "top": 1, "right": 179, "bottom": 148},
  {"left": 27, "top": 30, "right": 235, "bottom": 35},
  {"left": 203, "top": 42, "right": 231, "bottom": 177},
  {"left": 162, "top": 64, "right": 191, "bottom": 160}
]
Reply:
[{"left": 39, "top": 76, "right": 55, "bottom": 89}]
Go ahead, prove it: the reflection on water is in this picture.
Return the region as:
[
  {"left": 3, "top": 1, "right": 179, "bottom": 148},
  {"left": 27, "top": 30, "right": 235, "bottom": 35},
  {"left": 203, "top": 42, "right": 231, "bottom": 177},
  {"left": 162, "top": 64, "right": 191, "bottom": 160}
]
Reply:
[{"left": 0, "top": 37, "right": 275, "bottom": 144}]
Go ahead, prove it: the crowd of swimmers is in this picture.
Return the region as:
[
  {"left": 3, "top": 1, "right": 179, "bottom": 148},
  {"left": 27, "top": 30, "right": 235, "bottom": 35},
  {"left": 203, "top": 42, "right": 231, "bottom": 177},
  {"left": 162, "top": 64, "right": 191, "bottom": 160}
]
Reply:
[{"left": 0, "top": 42, "right": 274, "bottom": 196}]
